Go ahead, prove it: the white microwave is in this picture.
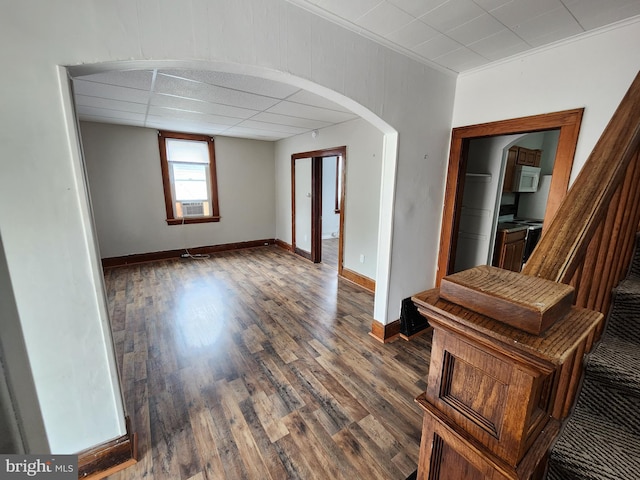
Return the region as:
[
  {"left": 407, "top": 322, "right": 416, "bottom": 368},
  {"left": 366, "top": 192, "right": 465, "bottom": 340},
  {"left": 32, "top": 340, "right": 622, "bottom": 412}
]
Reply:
[{"left": 513, "top": 165, "right": 541, "bottom": 192}]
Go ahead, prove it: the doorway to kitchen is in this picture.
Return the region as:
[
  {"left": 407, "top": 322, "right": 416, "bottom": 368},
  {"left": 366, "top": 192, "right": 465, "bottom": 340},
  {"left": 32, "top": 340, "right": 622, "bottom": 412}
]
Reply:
[
  {"left": 291, "top": 146, "right": 346, "bottom": 275},
  {"left": 437, "top": 109, "right": 584, "bottom": 285}
]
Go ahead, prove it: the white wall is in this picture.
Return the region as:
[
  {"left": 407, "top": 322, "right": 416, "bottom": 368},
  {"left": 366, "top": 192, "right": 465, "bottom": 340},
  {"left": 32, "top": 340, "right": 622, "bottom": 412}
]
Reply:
[
  {"left": 81, "top": 122, "right": 276, "bottom": 258},
  {"left": 294, "top": 157, "right": 312, "bottom": 253},
  {"left": 276, "top": 118, "right": 384, "bottom": 281},
  {"left": 322, "top": 156, "right": 340, "bottom": 239},
  {"left": 453, "top": 19, "right": 640, "bottom": 184},
  {"left": 0, "top": 0, "right": 455, "bottom": 454}
]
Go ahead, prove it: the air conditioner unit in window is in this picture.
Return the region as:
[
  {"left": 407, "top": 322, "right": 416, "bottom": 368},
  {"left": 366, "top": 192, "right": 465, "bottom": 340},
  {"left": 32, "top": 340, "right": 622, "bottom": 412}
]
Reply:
[{"left": 181, "top": 201, "right": 204, "bottom": 217}]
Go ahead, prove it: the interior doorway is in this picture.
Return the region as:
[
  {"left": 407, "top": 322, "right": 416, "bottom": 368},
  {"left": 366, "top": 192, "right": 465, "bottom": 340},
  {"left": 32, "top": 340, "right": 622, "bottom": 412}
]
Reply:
[
  {"left": 291, "top": 146, "right": 346, "bottom": 275},
  {"left": 437, "top": 109, "right": 584, "bottom": 285}
]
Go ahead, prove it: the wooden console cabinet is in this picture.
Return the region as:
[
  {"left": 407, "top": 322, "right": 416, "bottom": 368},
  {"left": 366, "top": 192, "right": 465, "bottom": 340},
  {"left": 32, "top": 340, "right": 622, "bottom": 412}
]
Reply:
[{"left": 412, "top": 275, "right": 601, "bottom": 480}]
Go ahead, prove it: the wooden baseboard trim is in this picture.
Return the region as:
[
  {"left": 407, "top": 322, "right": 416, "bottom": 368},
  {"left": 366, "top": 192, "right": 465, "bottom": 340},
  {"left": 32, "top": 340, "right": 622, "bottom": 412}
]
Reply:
[
  {"left": 340, "top": 268, "right": 375, "bottom": 293},
  {"left": 275, "top": 239, "right": 294, "bottom": 252},
  {"left": 78, "top": 416, "right": 137, "bottom": 480},
  {"left": 369, "top": 319, "right": 401, "bottom": 343},
  {"left": 399, "top": 326, "right": 433, "bottom": 341},
  {"left": 102, "top": 239, "right": 275, "bottom": 268}
]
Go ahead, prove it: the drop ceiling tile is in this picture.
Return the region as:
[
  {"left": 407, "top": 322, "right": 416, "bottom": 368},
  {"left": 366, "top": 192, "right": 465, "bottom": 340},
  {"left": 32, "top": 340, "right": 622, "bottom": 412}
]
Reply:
[
  {"left": 355, "top": 2, "right": 415, "bottom": 37},
  {"left": 513, "top": 7, "right": 584, "bottom": 46},
  {"left": 490, "top": 0, "right": 564, "bottom": 29},
  {"left": 266, "top": 101, "right": 357, "bottom": 123},
  {"left": 74, "top": 95, "right": 148, "bottom": 114},
  {"left": 221, "top": 126, "right": 291, "bottom": 140},
  {"left": 150, "top": 94, "right": 258, "bottom": 119},
  {"left": 387, "top": 0, "right": 449, "bottom": 18},
  {"left": 446, "top": 13, "right": 506, "bottom": 45},
  {"left": 74, "top": 70, "right": 154, "bottom": 91},
  {"left": 419, "top": 0, "right": 485, "bottom": 32},
  {"left": 76, "top": 106, "right": 146, "bottom": 122},
  {"left": 144, "top": 117, "right": 228, "bottom": 135},
  {"left": 154, "top": 74, "right": 281, "bottom": 110},
  {"left": 564, "top": 0, "right": 640, "bottom": 30},
  {"left": 80, "top": 116, "right": 145, "bottom": 128},
  {"left": 235, "top": 120, "right": 309, "bottom": 135},
  {"left": 147, "top": 106, "right": 242, "bottom": 126},
  {"left": 73, "top": 80, "right": 150, "bottom": 104},
  {"left": 251, "top": 112, "right": 333, "bottom": 129},
  {"left": 472, "top": 0, "right": 512, "bottom": 11},
  {"left": 312, "top": 0, "right": 384, "bottom": 22},
  {"left": 386, "top": 19, "right": 440, "bottom": 48},
  {"left": 468, "top": 28, "right": 530, "bottom": 60},
  {"left": 413, "top": 34, "right": 462, "bottom": 59},
  {"left": 433, "top": 47, "right": 487, "bottom": 71},
  {"left": 284, "top": 90, "right": 353, "bottom": 112},
  {"left": 158, "top": 70, "right": 301, "bottom": 99}
]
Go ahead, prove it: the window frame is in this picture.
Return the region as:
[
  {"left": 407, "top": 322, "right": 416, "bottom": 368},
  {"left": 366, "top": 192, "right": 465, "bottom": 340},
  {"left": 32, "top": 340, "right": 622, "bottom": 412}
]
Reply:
[{"left": 158, "top": 130, "right": 221, "bottom": 225}]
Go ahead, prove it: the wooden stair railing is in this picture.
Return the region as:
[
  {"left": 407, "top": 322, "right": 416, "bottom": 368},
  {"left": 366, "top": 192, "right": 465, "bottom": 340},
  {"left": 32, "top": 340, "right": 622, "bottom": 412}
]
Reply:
[
  {"left": 522, "top": 71, "right": 640, "bottom": 307},
  {"left": 412, "top": 71, "right": 640, "bottom": 479}
]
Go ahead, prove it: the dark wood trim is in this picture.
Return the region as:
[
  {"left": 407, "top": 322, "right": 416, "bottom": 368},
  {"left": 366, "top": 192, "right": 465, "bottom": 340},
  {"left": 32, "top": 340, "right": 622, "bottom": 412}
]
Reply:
[
  {"left": 77, "top": 416, "right": 137, "bottom": 480},
  {"left": 334, "top": 155, "right": 341, "bottom": 214},
  {"left": 166, "top": 216, "right": 221, "bottom": 225},
  {"left": 311, "top": 156, "right": 323, "bottom": 263},
  {"left": 437, "top": 108, "right": 584, "bottom": 285},
  {"left": 337, "top": 153, "right": 347, "bottom": 278},
  {"left": 291, "top": 146, "right": 348, "bottom": 271},
  {"left": 340, "top": 268, "right": 375, "bottom": 293},
  {"left": 369, "top": 319, "right": 401, "bottom": 343},
  {"left": 294, "top": 247, "right": 312, "bottom": 261},
  {"left": 157, "top": 130, "right": 220, "bottom": 224},
  {"left": 275, "top": 239, "right": 294, "bottom": 252},
  {"left": 102, "top": 239, "right": 275, "bottom": 268}
]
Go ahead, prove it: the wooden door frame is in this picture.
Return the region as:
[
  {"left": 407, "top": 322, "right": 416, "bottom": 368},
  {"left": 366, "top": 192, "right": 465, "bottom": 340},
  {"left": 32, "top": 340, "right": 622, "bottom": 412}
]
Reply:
[
  {"left": 437, "top": 108, "right": 584, "bottom": 285},
  {"left": 291, "top": 146, "right": 347, "bottom": 271}
]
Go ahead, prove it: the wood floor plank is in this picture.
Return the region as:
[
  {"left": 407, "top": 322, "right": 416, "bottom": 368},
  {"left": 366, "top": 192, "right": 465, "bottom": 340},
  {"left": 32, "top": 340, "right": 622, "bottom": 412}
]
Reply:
[{"left": 103, "top": 245, "right": 433, "bottom": 480}]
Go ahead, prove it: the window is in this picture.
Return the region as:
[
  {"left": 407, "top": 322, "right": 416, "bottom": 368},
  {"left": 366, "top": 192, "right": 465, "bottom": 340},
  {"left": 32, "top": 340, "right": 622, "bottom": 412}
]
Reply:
[{"left": 158, "top": 130, "right": 220, "bottom": 225}]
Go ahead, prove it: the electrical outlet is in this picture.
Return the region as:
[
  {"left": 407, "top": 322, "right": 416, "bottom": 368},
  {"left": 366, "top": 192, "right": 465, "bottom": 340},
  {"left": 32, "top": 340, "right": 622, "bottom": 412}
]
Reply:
[{"left": 359, "top": 254, "right": 365, "bottom": 263}]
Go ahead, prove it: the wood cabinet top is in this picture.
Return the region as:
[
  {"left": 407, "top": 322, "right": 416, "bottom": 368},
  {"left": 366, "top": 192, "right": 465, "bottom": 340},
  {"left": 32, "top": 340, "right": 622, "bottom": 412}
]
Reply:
[{"left": 412, "top": 288, "right": 601, "bottom": 367}]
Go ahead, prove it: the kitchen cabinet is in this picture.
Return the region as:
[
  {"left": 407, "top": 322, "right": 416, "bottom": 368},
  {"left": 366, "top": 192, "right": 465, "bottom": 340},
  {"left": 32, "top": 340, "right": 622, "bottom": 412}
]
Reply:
[
  {"left": 493, "top": 225, "right": 527, "bottom": 272},
  {"left": 503, "top": 147, "right": 542, "bottom": 192}
]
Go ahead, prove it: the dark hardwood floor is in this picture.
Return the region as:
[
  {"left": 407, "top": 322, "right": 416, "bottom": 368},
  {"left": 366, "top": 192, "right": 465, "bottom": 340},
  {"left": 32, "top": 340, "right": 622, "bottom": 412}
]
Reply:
[
  {"left": 322, "top": 237, "right": 339, "bottom": 268},
  {"left": 104, "top": 245, "right": 432, "bottom": 480}
]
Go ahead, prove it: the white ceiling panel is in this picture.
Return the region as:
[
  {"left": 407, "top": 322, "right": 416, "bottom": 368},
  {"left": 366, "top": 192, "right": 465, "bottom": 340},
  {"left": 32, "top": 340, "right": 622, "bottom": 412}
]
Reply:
[
  {"left": 386, "top": 19, "right": 440, "bottom": 48},
  {"left": 414, "top": 34, "right": 462, "bottom": 59},
  {"left": 157, "top": 70, "right": 301, "bottom": 99},
  {"left": 73, "top": 80, "right": 150, "bottom": 104},
  {"left": 250, "top": 112, "right": 333, "bottom": 129},
  {"left": 312, "top": 0, "right": 384, "bottom": 22},
  {"left": 220, "top": 126, "right": 289, "bottom": 141},
  {"left": 419, "top": 0, "right": 485, "bottom": 32},
  {"left": 266, "top": 101, "right": 358, "bottom": 123},
  {"left": 489, "top": 0, "right": 564, "bottom": 29},
  {"left": 513, "top": 7, "right": 584, "bottom": 47},
  {"left": 445, "top": 13, "right": 505, "bottom": 45},
  {"left": 154, "top": 74, "right": 282, "bottom": 111},
  {"left": 355, "top": 2, "right": 415, "bottom": 36},
  {"left": 146, "top": 106, "right": 242, "bottom": 126},
  {"left": 74, "top": 95, "right": 148, "bottom": 114},
  {"left": 565, "top": 0, "right": 640, "bottom": 30},
  {"left": 434, "top": 46, "right": 487, "bottom": 71},
  {"left": 284, "top": 90, "right": 352, "bottom": 112},
  {"left": 286, "top": 0, "right": 640, "bottom": 74},
  {"left": 76, "top": 106, "right": 146, "bottom": 122},
  {"left": 74, "top": 70, "right": 154, "bottom": 91},
  {"left": 236, "top": 120, "right": 309, "bottom": 135},
  {"left": 149, "top": 94, "right": 259, "bottom": 119},
  {"left": 388, "top": 0, "right": 449, "bottom": 18},
  {"left": 468, "top": 28, "right": 530, "bottom": 60}
]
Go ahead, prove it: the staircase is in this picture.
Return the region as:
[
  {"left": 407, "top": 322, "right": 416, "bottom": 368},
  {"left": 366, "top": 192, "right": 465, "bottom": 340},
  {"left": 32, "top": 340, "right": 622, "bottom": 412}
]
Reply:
[{"left": 546, "top": 235, "right": 640, "bottom": 479}]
